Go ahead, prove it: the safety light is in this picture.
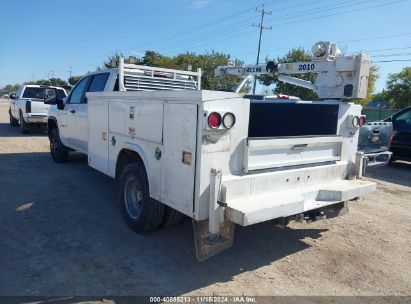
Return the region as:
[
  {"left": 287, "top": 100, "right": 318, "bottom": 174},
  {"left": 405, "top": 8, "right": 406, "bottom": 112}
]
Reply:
[
  {"left": 222, "top": 112, "right": 236, "bottom": 129},
  {"left": 208, "top": 112, "right": 221, "bottom": 129},
  {"left": 312, "top": 42, "right": 326, "bottom": 58},
  {"left": 276, "top": 94, "right": 289, "bottom": 99}
]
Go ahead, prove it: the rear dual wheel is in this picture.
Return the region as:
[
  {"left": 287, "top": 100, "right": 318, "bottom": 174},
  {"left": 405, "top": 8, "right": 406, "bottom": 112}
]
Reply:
[{"left": 119, "top": 162, "right": 184, "bottom": 233}]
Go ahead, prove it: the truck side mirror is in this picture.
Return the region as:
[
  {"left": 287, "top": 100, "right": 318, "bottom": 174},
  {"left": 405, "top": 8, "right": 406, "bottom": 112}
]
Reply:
[
  {"left": 44, "top": 88, "right": 64, "bottom": 110},
  {"left": 9, "top": 93, "right": 16, "bottom": 99}
]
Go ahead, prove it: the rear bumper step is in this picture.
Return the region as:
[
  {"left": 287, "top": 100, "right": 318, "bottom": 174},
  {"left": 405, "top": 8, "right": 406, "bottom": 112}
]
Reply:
[
  {"left": 225, "top": 179, "right": 376, "bottom": 226},
  {"left": 365, "top": 151, "right": 392, "bottom": 168}
]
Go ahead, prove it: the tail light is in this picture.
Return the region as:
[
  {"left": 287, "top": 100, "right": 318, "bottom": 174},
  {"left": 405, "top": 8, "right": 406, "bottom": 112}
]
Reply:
[
  {"left": 207, "top": 112, "right": 236, "bottom": 129},
  {"left": 208, "top": 112, "right": 221, "bottom": 129},
  {"left": 351, "top": 115, "right": 365, "bottom": 128},
  {"left": 359, "top": 115, "right": 365, "bottom": 127},
  {"left": 25, "top": 100, "right": 31, "bottom": 113},
  {"left": 222, "top": 112, "right": 236, "bottom": 128}
]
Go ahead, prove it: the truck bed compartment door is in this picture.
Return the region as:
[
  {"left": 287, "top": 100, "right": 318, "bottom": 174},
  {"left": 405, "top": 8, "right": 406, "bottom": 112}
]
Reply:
[
  {"left": 244, "top": 136, "right": 343, "bottom": 172},
  {"left": 88, "top": 99, "right": 109, "bottom": 174},
  {"left": 162, "top": 103, "right": 198, "bottom": 216}
]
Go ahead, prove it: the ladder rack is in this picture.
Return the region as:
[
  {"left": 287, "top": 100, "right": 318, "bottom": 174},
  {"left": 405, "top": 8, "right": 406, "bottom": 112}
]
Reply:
[{"left": 118, "top": 57, "right": 201, "bottom": 92}]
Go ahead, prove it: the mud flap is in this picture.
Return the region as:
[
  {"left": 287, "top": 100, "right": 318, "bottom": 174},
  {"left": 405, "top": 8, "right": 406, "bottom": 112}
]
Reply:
[{"left": 193, "top": 213, "right": 235, "bottom": 261}]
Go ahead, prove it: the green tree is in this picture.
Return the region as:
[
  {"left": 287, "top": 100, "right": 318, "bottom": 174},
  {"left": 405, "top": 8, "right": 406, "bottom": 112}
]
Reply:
[
  {"left": 103, "top": 51, "right": 144, "bottom": 68},
  {"left": 1, "top": 84, "right": 20, "bottom": 93},
  {"left": 366, "top": 66, "right": 379, "bottom": 101},
  {"left": 103, "top": 50, "right": 244, "bottom": 92},
  {"left": 371, "top": 91, "right": 386, "bottom": 101},
  {"left": 384, "top": 67, "right": 411, "bottom": 108},
  {"left": 350, "top": 65, "right": 379, "bottom": 106},
  {"left": 26, "top": 78, "right": 68, "bottom": 87},
  {"left": 68, "top": 76, "right": 82, "bottom": 86},
  {"left": 257, "top": 48, "right": 320, "bottom": 100}
]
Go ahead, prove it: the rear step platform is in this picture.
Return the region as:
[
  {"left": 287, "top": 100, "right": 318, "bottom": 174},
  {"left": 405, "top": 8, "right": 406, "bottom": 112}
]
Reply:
[{"left": 226, "top": 179, "right": 376, "bottom": 226}]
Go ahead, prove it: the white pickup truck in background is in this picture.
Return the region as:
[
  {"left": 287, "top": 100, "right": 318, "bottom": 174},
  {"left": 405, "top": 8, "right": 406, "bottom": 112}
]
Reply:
[
  {"left": 9, "top": 84, "right": 67, "bottom": 133},
  {"left": 44, "top": 42, "right": 377, "bottom": 260}
]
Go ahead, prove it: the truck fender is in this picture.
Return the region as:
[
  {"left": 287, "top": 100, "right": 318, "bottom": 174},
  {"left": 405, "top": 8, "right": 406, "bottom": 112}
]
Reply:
[
  {"left": 47, "top": 116, "right": 58, "bottom": 139},
  {"left": 114, "top": 143, "right": 152, "bottom": 192}
]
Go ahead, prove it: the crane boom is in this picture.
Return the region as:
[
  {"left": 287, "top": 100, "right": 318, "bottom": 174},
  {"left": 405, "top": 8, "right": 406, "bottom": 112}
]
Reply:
[{"left": 215, "top": 41, "right": 371, "bottom": 99}]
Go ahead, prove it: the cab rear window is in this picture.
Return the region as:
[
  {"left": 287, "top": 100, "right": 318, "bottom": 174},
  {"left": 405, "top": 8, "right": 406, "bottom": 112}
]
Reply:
[
  {"left": 22, "top": 87, "right": 45, "bottom": 99},
  {"left": 22, "top": 87, "right": 66, "bottom": 99}
]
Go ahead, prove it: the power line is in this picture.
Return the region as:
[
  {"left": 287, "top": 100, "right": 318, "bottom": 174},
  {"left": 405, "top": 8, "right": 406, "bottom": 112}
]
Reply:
[
  {"left": 265, "top": 0, "right": 408, "bottom": 28},
  {"left": 156, "top": 0, "right": 374, "bottom": 55},
  {"left": 231, "top": 35, "right": 411, "bottom": 58},
  {"left": 339, "top": 32, "right": 411, "bottom": 44},
  {"left": 36, "top": 0, "right": 410, "bottom": 79},
  {"left": 265, "top": 0, "right": 376, "bottom": 23},
  {"left": 163, "top": 0, "right": 408, "bottom": 56},
  {"left": 374, "top": 59, "right": 411, "bottom": 62},
  {"left": 363, "top": 46, "right": 411, "bottom": 53},
  {"left": 373, "top": 52, "right": 411, "bottom": 57}
]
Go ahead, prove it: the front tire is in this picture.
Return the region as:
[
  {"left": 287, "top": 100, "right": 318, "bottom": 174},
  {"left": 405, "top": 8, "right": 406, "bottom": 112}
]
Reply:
[
  {"left": 50, "top": 128, "right": 69, "bottom": 163},
  {"left": 9, "top": 110, "right": 18, "bottom": 126},
  {"left": 119, "top": 162, "right": 165, "bottom": 233},
  {"left": 19, "top": 112, "right": 30, "bottom": 133}
]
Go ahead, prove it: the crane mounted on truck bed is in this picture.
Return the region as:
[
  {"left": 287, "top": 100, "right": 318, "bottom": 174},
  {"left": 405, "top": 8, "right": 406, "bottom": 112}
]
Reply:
[
  {"left": 44, "top": 41, "right": 376, "bottom": 261},
  {"left": 215, "top": 41, "right": 391, "bottom": 168},
  {"left": 215, "top": 41, "right": 370, "bottom": 99}
]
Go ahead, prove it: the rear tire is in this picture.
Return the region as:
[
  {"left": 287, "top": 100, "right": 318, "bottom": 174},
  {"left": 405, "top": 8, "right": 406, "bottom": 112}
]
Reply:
[
  {"left": 9, "top": 110, "right": 18, "bottom": 126},
  {"left": 162, "top": 206, "right": 185, "bottom": 228},
  {"left": 119, "top": 162, "right": 165, "bottom": 233},
  {"left": 19, "top": 112, "right": 30, "bottom": 134},
  {"left": 50, "top": 128, "right": 69, "bottom": 163}
]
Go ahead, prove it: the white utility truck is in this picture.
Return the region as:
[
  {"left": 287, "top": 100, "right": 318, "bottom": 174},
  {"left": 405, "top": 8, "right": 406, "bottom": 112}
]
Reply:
[
  {"left": 45, "top": 41, "right": 376, "bottom": 260},
  {"left": 9, "top": 84, "right": 67, "bottom": 133}
]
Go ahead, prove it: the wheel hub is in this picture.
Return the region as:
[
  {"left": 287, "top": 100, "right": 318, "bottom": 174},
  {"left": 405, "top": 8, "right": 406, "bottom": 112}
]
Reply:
[{"left": 124, "top": 177, "right": 143, "bottom": 219}]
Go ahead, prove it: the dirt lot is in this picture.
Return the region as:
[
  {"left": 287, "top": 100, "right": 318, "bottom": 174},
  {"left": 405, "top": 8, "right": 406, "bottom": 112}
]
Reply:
[{"left": 0, "top": 100, "right": 410, "bottom": 297}]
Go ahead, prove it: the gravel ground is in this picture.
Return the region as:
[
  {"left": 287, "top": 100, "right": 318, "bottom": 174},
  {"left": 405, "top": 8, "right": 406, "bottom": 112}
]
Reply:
[{"left": 0, "top": 100, "right": 410, "bottom": 297}]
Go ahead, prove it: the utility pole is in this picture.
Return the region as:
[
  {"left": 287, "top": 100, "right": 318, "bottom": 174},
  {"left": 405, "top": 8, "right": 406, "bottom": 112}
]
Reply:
[
  {"left": 68, "top": 66, "right": 72, "bottom": 79},
  {"left": 252, "top": 4, "right": 272, "bottom": 94}
]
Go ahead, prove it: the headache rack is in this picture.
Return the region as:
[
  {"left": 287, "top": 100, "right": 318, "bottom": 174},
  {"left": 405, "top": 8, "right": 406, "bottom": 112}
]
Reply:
[{"left": 118, "top": 57, "right": 201, "bottom": 92}]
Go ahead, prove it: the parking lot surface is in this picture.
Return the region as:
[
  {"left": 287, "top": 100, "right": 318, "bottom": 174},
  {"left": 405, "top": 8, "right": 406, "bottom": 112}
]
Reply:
[{"left": 0, "top": 100, "right": 410, "bottom": 296}]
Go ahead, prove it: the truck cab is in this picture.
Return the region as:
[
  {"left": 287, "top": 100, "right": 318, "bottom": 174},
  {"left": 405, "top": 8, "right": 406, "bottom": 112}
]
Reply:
[
  {"left": 9, "top": 84, "right": 67, "bottom": 133},
  {"left": 47, "top": 70, "right": 117, "bottom": 153}
]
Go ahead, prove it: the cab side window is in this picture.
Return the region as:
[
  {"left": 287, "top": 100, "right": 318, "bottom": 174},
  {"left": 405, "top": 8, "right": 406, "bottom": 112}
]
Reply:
[
  {"left": 88, "top": 73, "right": 110, "bottom": 92},
  {"left": 68, "top": 76, "right": 91, "bottom": 104}
]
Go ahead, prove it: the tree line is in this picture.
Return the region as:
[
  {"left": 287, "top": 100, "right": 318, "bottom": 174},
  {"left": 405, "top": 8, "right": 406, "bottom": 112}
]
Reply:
[{"left": 1, "top": 49, "right": 409, "bottom": 109}]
